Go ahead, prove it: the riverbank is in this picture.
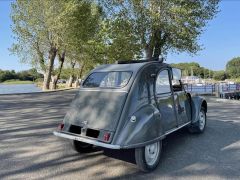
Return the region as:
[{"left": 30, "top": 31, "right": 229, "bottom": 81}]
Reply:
[{"left": 1, "top": 80, "right": 34, "bottom": 85}]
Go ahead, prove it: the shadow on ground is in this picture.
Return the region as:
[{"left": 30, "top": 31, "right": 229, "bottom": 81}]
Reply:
[{"left": 0, "top": 92, "right": 239, "bottom": 179}]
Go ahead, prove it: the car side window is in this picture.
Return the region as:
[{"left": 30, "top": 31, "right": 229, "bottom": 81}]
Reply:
[{"left": 156, "top": 69, "right": 171, "bottom": 94}]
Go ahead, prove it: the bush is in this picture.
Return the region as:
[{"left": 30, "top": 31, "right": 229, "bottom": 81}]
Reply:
[{"left": 0, "top": 68, "right": 43, "bottom": 82}]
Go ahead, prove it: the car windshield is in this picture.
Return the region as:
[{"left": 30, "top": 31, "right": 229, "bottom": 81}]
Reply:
[{"left": 83, "top": 71, "right": 132, "bottom": 88}]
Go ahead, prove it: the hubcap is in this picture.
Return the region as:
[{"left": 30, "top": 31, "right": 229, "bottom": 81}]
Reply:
[
  {"left": 199, "top": 110, "right": 206, "bottom": 131},
  {"left": 145, "top": 142, "right": 160, "bottom": 166}
]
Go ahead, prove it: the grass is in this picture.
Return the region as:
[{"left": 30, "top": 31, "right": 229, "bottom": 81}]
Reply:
[{"left": 1, "top": 79, "right": 34, "bottom": 85}]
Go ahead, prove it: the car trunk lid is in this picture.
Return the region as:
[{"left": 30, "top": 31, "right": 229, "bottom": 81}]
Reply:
[{"left": 64, "top": 90, "right": 127, "bottom": 132}]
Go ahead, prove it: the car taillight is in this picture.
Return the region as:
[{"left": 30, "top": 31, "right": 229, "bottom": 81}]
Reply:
[
  {"left": 103, "top": 132, "right": 111, "bottom": 142},
  {"left": 57, "top": 123, "right": 64, "bottom": 130}
]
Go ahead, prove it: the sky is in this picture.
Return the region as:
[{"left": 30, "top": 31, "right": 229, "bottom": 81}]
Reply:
[
  {"left": 0, "top": 0, "right": 31, "bottom": 71},
  {"left": 0, "top": 0, "right": 240, "bottom": 72},
  {"left": 168, "top": 0, "right": 240, "bottom": 71}
]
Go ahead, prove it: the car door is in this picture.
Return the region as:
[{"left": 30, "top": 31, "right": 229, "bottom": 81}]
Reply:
[
  {"left": 173, "top": 91, "right": 191, "bottom": 125},
  {"left": 171, "top": 68, "right": 191, "bottom": 125},
  {"left": 155, "top": 69, "right": 178, "bottom": 132}
]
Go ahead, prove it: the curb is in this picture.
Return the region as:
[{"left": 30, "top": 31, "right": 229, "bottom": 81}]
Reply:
[
  {"left": 206, "top": 97, "right": 240, "bottom": 103},
  {"left": 215, "top": 98, "right": 240, "bottom": 103},
  {"left": 0, "top": 87, "right": 78, "bottom": 96}
]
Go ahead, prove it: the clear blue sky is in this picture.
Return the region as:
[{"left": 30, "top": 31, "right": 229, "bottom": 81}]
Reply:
[
  {"left": 0, "top": 0, "right": 240, "bottom": 71},
  {"left": 168, "top": 0, "right": 240, "bottom": 71},
  {"left": 0, "top": 0, "right": 31, "bottom": 71}
]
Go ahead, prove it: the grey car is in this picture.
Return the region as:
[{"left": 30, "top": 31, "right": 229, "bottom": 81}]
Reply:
[{"left": 54, "top": 60, "right": 207, "bottom": 172}]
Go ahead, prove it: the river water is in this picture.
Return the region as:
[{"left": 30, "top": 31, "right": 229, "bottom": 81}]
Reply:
[{"left": 0, "top": 84, "right": 42, "bottom": 94}]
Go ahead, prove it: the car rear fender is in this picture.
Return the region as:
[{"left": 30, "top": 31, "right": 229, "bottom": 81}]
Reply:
[{"left": 113, "top": 104, "right": 164, "bottom": 148}]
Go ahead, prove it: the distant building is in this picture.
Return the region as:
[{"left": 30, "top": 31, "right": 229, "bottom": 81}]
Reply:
[
  {"left": 181, "top": 76, "right": 203, "bottom": 84},
  {"left": 224, "top": 79, "right": 235, "bottom": 84}
]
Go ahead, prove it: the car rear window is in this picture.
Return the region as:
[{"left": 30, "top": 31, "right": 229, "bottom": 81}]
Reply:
[{"left": 83, "top": 71, "right": 132, "bottom": 88}]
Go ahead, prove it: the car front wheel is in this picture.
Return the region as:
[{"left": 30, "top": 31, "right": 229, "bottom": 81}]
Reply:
[
  {"left": 135, "top": 141, "right": 162, "bottom": 172},
  {"left": 188, "top": 107, "right": 206, "bottom": 133}
]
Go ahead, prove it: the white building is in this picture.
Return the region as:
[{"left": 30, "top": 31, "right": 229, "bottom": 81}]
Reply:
[{"left": 181, "top": 76, "right": 203, "bottom": 84}]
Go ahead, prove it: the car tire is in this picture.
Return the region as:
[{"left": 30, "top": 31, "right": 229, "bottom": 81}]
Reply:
[
  {"left": 135, "top": 140, "right": 162, "bottom": 172},
  {"left": 188, "top": 107, "right": 206, "bottom": 133},
  {"left": 72, "top": 140, "right": 93, "bottom": 153}
]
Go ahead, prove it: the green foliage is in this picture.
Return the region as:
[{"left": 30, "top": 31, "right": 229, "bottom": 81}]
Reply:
[
  {"left": 10, "top": 0, "right": 220, "bottom": 89},
  {"left": 101, "top": 0, "right": 219, "bottom": 58},
  {"left": 226, "top": 57, "right": 240, "bottom": 78},
  {"left": 213, "top": 71, "right": 228, "bottom": 81},
  {"left": 17, "top": 68, "right": 43, "bottom": 81},
  {"left": 0, "top": 70, "right": 16, "bottom": 82},
  {"left": 10, "top": 0, "right": 104, "bottom": 89},
  {"left": 171, "top": 62, "right": 214, "bottom": 78},
  {"left": 0, "top": 69, "right": 42, "bottom": 83},
  {"left": 102, "top": 17, "right": 142, "bottom": 63},
  {"left": 233, "top": 77, "right": 240, "bottom": 83}
]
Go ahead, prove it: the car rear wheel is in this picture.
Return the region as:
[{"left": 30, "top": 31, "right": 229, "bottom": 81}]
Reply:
[
  {"left": 135, "top": 140, "right": 162, "bottom": 172},
  {"left": 188, "top": 107, "right": 206, "bottom": 133},
  {"left": 72, "top": 140, "right": 93, "bottom": 153}
]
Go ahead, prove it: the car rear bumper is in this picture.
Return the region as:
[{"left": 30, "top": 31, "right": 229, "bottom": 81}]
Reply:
[{"left": 53, "top": 131, "right": 121, "bottom": 149}]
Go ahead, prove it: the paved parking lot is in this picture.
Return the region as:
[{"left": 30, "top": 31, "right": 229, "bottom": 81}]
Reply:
[{"left": 0, "top": 90, "right": 239, "bottom": 180}]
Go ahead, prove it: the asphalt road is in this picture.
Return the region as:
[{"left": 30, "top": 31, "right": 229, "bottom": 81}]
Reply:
[{"left": 0, "top": 90, "right": 239, "bottom": 180}]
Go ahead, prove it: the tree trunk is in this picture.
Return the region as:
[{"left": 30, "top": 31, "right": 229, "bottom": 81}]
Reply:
[
  {"left": 73, "top": 79, "right": 80, "bottom": 88},
  {"left": 79, "top": 62, "right": 85, "bottom": 82},
  {"left": 67, "top": 60, "right": 76, "bottom": 88},
  {"left": 51, "top": 51, "right": 65, "bottom": 90},
  {"left": 50, "top": 76, "right": 57, "bottom": 90},
  {"left": 145, "top": 43, "right": 154, "bottom": 59},
  {"left": 145, "top": 33, "right": 155, "bottom": 59},
  {"left": 153, "top": 30, "right": 162, "bottom": 58},
  {"left": 153, "top": 31, "right": 168, "bottom": 59},
  {"left": 68, "top": 75, "right": 73, "bottom": 87},
  {"left": 42, "top": 47, "right": 57, "bottom": 90}
]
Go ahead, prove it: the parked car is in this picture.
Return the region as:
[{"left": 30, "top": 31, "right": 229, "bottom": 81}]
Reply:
[
  {"left": 57, "top": 79, "right": 66, "bottom": 84},
  {"left": 54, "top": 59, "right": 207, "bottom": 172}
]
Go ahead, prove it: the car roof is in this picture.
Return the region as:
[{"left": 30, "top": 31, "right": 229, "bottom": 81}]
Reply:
[{"left": 92, "top": 61, "right": 170, "bottom": 73}]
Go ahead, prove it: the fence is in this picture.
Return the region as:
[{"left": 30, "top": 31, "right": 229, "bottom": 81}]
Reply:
[
  {"left": 185, "top": 84, "right": 215, "bottom": 94},
  {"left": 185, "top": 84, "right": 240, "bottom": 94},
  {"left": 219, "top": 84, "right": 240, "bottom": 92}
]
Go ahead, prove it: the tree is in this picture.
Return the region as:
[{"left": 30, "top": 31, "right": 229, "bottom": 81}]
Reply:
[
  {"left": 0, "top": 68, "right": 42, "bottom": 82},
  {"left": 50, "top": 1, "right": 103, "bottom": 89},
  {"left": 101, "top": 17, "right": 142, "bottom": 63},
  {"left": 226, "top": 57, "right": 240, "bottom": 78},
  {"left": 0, "top": 70, "right": 16, "bottom": 82},
  {"left": 213, "top": 70, "right": 228, "bottom": 81},
  {"left": 171, "top": 62, "right": 214, "bottom": 78},
  {"left": 101, "top": 0, "right": 219, "bottom": 59},
  {"left": 10, "top": 0, "right": 59, "bottom": 90},
  {"left": 17, "top": 68, "right": 43, "bottom": 81},
  {"left": 10, "top": 0, "right": 103, "bottom": 90}
]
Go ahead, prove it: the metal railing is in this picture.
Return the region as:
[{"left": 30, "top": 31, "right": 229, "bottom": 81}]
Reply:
[
  {"left": 185, "top": 84, "right": 216, "bottom": 94},
  {"left": 220, "top": 84, "right": 240, "bottom": 92},
  {"left": 184, "top": 84, "right": 240, "bottom": 94}
]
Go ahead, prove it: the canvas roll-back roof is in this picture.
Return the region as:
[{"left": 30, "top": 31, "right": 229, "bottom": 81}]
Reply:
[{"left": 92, "top": 61, "right": 170, "bottom": 73}]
